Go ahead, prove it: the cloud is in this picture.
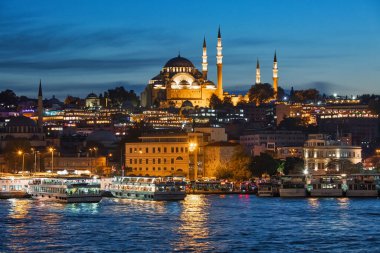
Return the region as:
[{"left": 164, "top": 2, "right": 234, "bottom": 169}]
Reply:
[{"left": 0, "top": 57, "right": 166, "bottom": 72}]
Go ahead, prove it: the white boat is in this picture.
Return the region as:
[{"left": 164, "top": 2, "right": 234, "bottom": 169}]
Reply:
[
  {"left": 309, "top": 175, "right": 344, "bottom": 197},
  {"left": 346, "top": 174, "right": 379, "bottom": 197},
  {"left": 279, "top": 175, "right": 307, "bottom": 197},
  {"left": 0, "top": 177, "right": 30, "bottom": 199},
  {"left": 108, "top": 176, "right": 186, "bottom": 201},
  {"left": 28, "top": 177, "right": 102, "bottom": 203}
]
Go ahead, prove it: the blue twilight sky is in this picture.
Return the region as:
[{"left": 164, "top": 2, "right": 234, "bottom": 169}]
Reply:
[{"left": 0, "top": 0, "right": 379, "bottom": 99}]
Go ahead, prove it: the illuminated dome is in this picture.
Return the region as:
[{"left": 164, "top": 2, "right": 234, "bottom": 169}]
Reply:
[
  {"left": 179, "top": 80, "right": 190, "bottom": 86},
  {"left": 86, "top": 93, "right": 98, "bottom": 99},
  {"left": 164, "top": 55, "right": 194, "bottom": 68}
]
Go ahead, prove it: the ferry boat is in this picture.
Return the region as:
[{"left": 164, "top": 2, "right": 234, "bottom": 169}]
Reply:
[
  {"left": 257, "top": 181, "right": 279, "bottom": 197},
  {"left": 346, "top": 174, "right": 380, "bottom": 197},
  {"left": 309, "top": 175, "right": 344, "bottom": 197},
  {"left": 187, "top": 180, "right": 235, "bottom": 194},
  {"left": 0, "top": 177, "right": 30, "bottom": 199},
  {"left": 28, "top": 177, "right": 102, "bottom": 203},
  {"left": 279, "top": 175, "right": 307, "bottom": 197},
  {"left": 108, "top": 176, "right": 186, "bottom": 201}
]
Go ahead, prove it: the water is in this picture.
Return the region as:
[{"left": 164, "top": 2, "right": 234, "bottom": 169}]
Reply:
[{"left": 1, "top": 195, "right": 379, "bottom": 252}]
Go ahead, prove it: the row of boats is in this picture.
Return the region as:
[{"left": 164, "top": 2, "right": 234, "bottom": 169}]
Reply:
[
  {"left": 258, "top": 174, "right": 380, "bottom": 197},
  {"left": 0, "top": 176, "right": 187, "bottom": 203},
  {"left": 1, "top": 174, "right": 379, "bottom": 203}
]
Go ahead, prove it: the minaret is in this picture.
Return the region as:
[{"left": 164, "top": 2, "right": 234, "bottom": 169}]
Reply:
[
  {"left": 37, "top": 80, "right": 43, "bottom": 130},
  {"left": 202, "top": 36, "right": 208, "bottom": 80},
  {"left": 273, "top": 50, "right": 279, "bottom": 98},
  {"left": 216, "top": 26, "right": 223, "bottom": 99},
  {"left": 255, "top": 58, "right": 261, "bottom": 84}
]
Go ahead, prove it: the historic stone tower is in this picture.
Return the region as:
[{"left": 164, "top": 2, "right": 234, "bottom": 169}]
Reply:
[
  {"left": 256, "top": 59, "right": 261, "bottom": 84},
  {"left": 37, "top": 80, "right": 43, "bottom": 130},
  {"left": 216, "top": 27, "right": 223, "bottom": 99},
  {"left": 202, "top": 36, "right": 208, "bottom": 80},
  {"left": 273, "top": 51, "right": 279, "bottom": 97}
]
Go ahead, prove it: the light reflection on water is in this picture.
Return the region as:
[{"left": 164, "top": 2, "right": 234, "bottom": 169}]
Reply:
[{"left": 0, "top": 196, "right": 379, "bottom": 252}]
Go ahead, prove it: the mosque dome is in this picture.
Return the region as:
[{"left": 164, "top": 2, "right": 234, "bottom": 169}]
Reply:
[
  {"left": 7, "top": 116, "right": 37, "bottom": 128},
  {"left": 86, "top": 93, "right": 98, "bottom": 99},
  {"left": 179, "top": 80, "right": 190, "bottom": 86},
  {"left": 181, "top": 100, "right": 193, "bottom": 108},
  {"left": 164, "top": 55, "right": 195, "bottom": 68},
  {"left": 6, "top": 116, "right": 38, "bottom": 133}
]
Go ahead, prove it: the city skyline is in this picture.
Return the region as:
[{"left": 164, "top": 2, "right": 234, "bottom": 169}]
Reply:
[{"left": 0, "top": 0, "right": 379, "bottom": 99}]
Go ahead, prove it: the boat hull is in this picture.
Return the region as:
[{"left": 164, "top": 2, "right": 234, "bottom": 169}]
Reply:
[
  {"left": 30, "top": 193, "right": 102, "bottom": 203},
  {"left": 111, "top": 190, "right": 186, "bottom": 201},
  {"left": 279, "top": 188, "right": 306, "bottom": 197},
  {"left": 346, "top": 190, "right": 378, "bottom": 197},
  {"left": 310, "top": 189, "right": 343, "bottom": 197},
  {"left": 0, "top": 191, "right": 30, "bottom": 199}
]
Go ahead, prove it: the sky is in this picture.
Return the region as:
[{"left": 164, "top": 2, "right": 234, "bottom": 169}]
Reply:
[{"left": 0, "top": 0, "right": 379, "bottom": 99}]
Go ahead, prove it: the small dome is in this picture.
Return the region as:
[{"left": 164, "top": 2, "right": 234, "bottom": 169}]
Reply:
[
  {"left": 164, "top": 55, "right": 195, "bottom": 68},
  {"left": 7, "top": 116, "right": 37, "bottom": 127},
  {"left": 181, "top": 100, "right": 193, "bottom": 108},
  {"left": 86, "top": 93, "right": 98, "bottom": 99},
  {"left": 179, "top": 80, "right": 190, "bottom": 86}
]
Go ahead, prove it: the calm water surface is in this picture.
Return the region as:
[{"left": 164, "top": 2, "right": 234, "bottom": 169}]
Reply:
[{"left": 1, "top": 195, "right": 379, "bottom": 252}]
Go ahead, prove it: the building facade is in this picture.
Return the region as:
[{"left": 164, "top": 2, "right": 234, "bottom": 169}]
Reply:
[{"left": 303, "top": 134, "right": 362, "bottom": 175}]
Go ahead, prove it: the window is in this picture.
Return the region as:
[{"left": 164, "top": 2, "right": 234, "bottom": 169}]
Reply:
[
  {"left": 153, "top": 159, "right": 156, "bottom": 164},
  {"left": 139, "top": 159, "right": 142, "bottom": 164},
  {"left": 171, "top": 158, "right": 174, "bottom": 164},
  {"left": 153, "top": 167, "right": 155, "bottom": 171},
  {"left": 129, "top": 159, "right": 132, "bottom": 164},
  {"left": 153, "top": 147, "right": 156, "bottom": 153},
  {"left": 164, "top": 167, "right": 167, "bottom": 171},
  {"left": 176, "top": 147, "right": 179, "bottom": 153},
  {"left": 134, "top": 159, "right": 137, "bottom": 164},
  {"left": 164, "top": 147, "right": 167, "bottom": 153},
  {"left": 176, "top": 156, "right": 183, "bottom": 161},
  {"left": 129, "top": 148, "right": 132, "bottom": 153},
  {"left": 171, "top": 147, "right": 174, "bottom": 153},
  {"left": 158, "top": 158, "right": 161, "bottom": 164},
  {"left": 146, "top": 148, "right": 148, "bottom": 153},
  {"left": 146, "top": 159, "right": 148, "bottom": 164},
  {"left": 158, "top": 147, "right": 161, "bottom": 153}
]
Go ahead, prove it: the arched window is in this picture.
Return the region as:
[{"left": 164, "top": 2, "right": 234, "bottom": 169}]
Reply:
[{"left": 176, "top": 156, "right": 183, "bottom": 161}]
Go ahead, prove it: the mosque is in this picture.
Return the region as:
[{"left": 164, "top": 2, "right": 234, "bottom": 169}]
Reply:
[{"left": 140, "top": 27, "right": 279, "bottom": 108}]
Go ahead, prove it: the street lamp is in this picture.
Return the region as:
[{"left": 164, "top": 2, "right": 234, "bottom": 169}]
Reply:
[
  {"left": 49, "top": 147, "right": 55, "bottom": 173},
  {"left": 18, "top": 150, "right": 25, "bottom": 176}
]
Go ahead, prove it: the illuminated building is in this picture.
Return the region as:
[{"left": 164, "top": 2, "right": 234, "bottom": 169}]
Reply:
[
  {"left": 240, "top": 130, "right": 306, "bottom": 155},
  {"left": 85, "top": 93, "right": 100, "bottom": 108},
  {"left": 125, "top": 129, "right": 227, "bottom": 179},
  {"left": 130, "top": 110, "right": 192, "bottom": 130},
  {"left": 303, "top": 134, "right": 362, "bottom": 175}
]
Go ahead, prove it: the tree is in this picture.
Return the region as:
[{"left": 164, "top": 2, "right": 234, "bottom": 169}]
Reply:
[
  {"left": 0, "top": 89, "right": 18, "bottom": 106},
  {"left": 249, "top": 152, "right": 279, "bottom": 177},
  {"left": 284, "top": 157, "right": 304, "bottom": 175},
  {"left": 215, "top": 146, "right": 252, "bottom": 181},
  {"left": 209, "top": 94, "right": 223, "bottom": 109},
  {"left": 326, "top": 159, "right": 361, "bottom": 175},
  {"left": 293, "top": 89, "right": 320, "bottom": 103},
  {"left": 276, "top": 86, "right": 285, "bottom": 101},
  {"left": 107, "top": 86, "right": 140, "bottom": 107},
  {"left": 222, "top": 96, "right": 234, "bottom": 109},
  {"left": 248, "top": 83, "right": 274, "bottom": 106}
]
